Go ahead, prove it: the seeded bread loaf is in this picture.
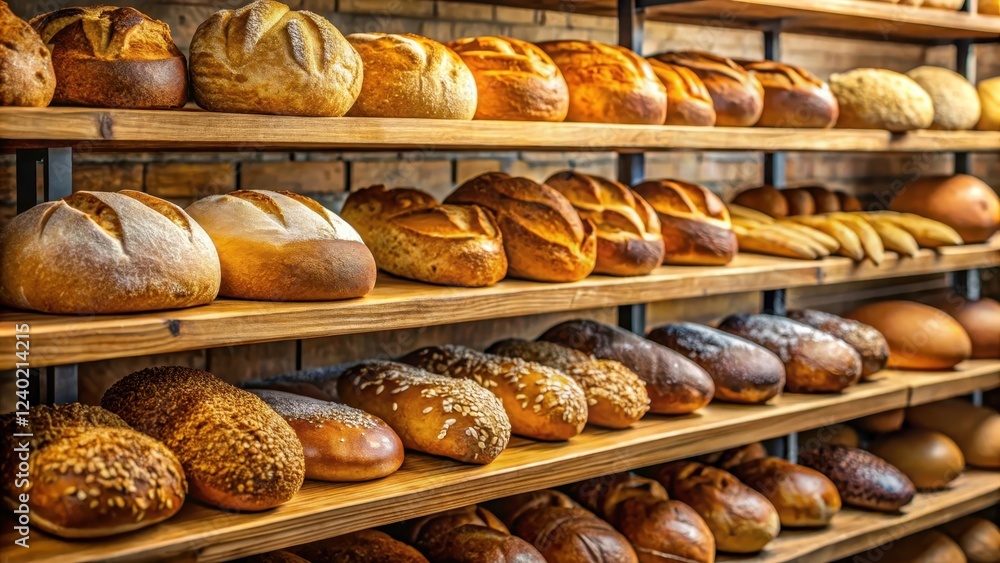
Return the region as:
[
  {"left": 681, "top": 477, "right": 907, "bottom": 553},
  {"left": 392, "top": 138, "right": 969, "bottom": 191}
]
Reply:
[
  {"left": 647, "top": 59, "right": 717, "bottom": 126},
  {"left": 906, "top": 66, "right": 982, "bottom": 130},
  {"left": 729, "top": 457, "right": 842, "bottom": 528},
  {"left": 0, "top": 1, "right": 55, "bottom": 106},
  {"left": 650, "top": 51, "right": 764, "bottom": 127},
  {"left": 787, "top": 309, "right": 889, "bottom": 378},
  {"left": 741, "top": 60, "right": 839, "bottom": 128},
  {"left": 797, "top": 445, "right": 915, "bottom": 512},
  {"left": 292, "top": 529, "right": 429, "bottom": 563},
  {"left": 830, "top": 68, "right": 934, "bottom": 131}
]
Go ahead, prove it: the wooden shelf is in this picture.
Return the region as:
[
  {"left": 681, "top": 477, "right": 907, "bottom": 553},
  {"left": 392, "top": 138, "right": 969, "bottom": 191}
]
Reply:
[
  {"left": 2, "top": 107, "right": 1000, "bottom": 153},
  {"left": 718, "top": 470, "right": 1000, "bottom": 563},
  {"left": 2, "top": 240, "right": 997, "bottom": 371},
  {"left": 903, "top": 359, "right": 1000, "bottom": 406}
]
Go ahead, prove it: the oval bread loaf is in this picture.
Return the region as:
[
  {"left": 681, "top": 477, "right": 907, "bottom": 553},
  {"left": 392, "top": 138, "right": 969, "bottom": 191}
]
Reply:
[
  {"left": 797, "top": 445, "right": 915, "bottom": 512},
  {"left": 869, "top": 429, "right": 965, "bottom": 490},
  {"left": 787, "top": 309, "right": 889, "bottom": 378},
  {"left": 647, "top": 59, "right": 717, "bottom": 126},
  {"left": 883, "top": 530, "right": 968, "bottom": 563},
  {"left": 931, "top": 296, "right": 1000, "bottom": 359},
  {"left": 845, "top": 301, "right": 972, "bottom": 370},
  {"left": 889, "top": 174, "right": 1000, "bottom": 244},
  {"left": 906, "top": 399, "right": 1000, "bottom": 469},
  {"left": 906, "top": 66, "right": 982, "bottom": 130},
  {"left": 830, "top": 68, "right": 934, "bottom": 131},
  {"left": 650, "top": 51, "right": 764, "bottom": 127},
  {"left": 741, "top": 60, "right": 839, "bottom": 128},
  {"left": 939, "top": 516, "right": 1000, "bottom": 563},
  {"left": 729, "top": 457, "right": 842, "bottom": 528},
  {"left": 291, "top": 529, "right": 429, "bottom": 562}
]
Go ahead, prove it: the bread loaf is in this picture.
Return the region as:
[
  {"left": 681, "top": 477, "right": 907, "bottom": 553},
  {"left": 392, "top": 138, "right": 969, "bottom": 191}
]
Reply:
[
  {"left": 982, "top": 0, "right": 1000, "bottom": 15},
  {"left": 906, "top": 399, "right": 1000, "bottom": 468},
  {"left": 907, "top": 66, "right": 982, "bottom": 130},
  {"left": 404, "top": 505, "right": 546, "bottom": 563},
  {"left": 0, "top": 190, "right": 220, "bottom": 314},
  {"left": 186, "top": 190, "right": 376, "bottom": 301},
  {"left": 787, "top": 309, "right": 890, "bottom": 378},
  {"left": 870, "top": 429, "right": 965, "bottom": 490},
  {"left": 539, "top": 319, "right": 715, "bottom": 415},
  {"left": 883, "top": 530, "right": 968, "bottom": 563},
  {"left": 101, "top": 367, "right": 304, "bottom": 511},
  {"left": 797, "top": 445, "right": 915, "bottom": 511},
  {"left": 340, "top": 185, "right": 507, "bottom": 287},
  {"left": 0, "top": 1, "right": 54, "bottom": 106},
  {"left": 698, "top": 442, "right": 768, "bottom": 470},
  {"left": 291, "top": 529, "right": 429, "bottom": 563},
  {"left": 798, "top": 424, "right": 860, "bottom": 450},
  {"left": 853, "top": 408, "right": 905, "bottom": 433},
  {"left": 346, "top": 33, "right": 476, "bottom": 119},
  {"left": 445, "top": 172, "right": 597, "bottom": 282},
  {"left": 718, "top": 314, "right": 863, "bottom": 393},
  {"left": 889, "top": 174, "right": 1000, "bottom": 243},
  {"left": 31, "top": 6, "right": 186, "bottom": 108},
  {"left": 448, "top": 36, "right": 568, "bottom": 122},
  {"left": 247, "top": 389, "right": 403, "bottom": 482},
  {"left": 538, "top": 40, "right": 666, "bottom": 125},
  {"left": 632, "top": 179, "right": 738, "bottom": 266},
  {"left": 837, "top": 191, "right": 863, "bottom": 212},
  {"left": 732, "top": 186, "right": 788, "bottom": 217},
  {"left": 401, "top": 345, "right": 588, "bottom": 441},
  {"left": 486, "top": 339, "right": 650, "bottom": 429},
  {"left": 845, "top": 301, "right": 972, "bottom": 370},
  {"left": 647, "top": 59, "right": 717, "bottom": 126},
  {"left": 236, "top": 551, "right": 310, "bottom": 563},
  {"left": 932, "top": 296, "right": 1000, "bottom": 359},
  {"left": 545, "top": 171, "right": 665, "bottom": 276},
  {"left": 830, "top": 68, "right": 934, "bottom": 131},
  {"left": 649, "top": 51, "right": 764, "bottom": 127},
  {"left": 977, "top": 76, "right": 1000, "bottom": 131},
  {"left": 647, "top": 322, "right": 784, "bottom": 404},
  {"left": 741, "top": 61, "right": 838, "bottom": 128},
  {"left": 729, "top": 457, "right": 842, "bottom": 528},
  {"left": 779, "top": 188, "right": 816, "bottom": 216},
  {"left": 337, "top": 361, "right": 511, "bottom": 464},
  {"left": 922, "top": 0, "right": 965, "bottom": 8},
  {"left": 940, "top": 517, "right": 1000, "bottom": 563},
  {"left": 801, "top": 186, "right": 841, "bottom": 213}
]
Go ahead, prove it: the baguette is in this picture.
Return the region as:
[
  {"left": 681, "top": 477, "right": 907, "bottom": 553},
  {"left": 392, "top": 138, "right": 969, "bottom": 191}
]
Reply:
[
  {"left": 733, "top": 224, "right": 819, "bottom": 260},
  {"left": 786, "top": 215, "right": 864, "bottom": 261},
  {"left": 831, "top": 213, "right": 884, "bottom": 265},
  {"left": 864, "top": 211, "right": 964, "bottom": 248},
  {"left": 866, "top": 218, "right": 920, "bottom": 257},
  {"left": 776, "top": 221, "right": 840, "bottom": 252}
]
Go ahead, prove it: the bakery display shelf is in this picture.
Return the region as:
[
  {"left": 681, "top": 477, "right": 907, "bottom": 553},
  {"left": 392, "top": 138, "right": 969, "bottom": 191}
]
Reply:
[
  {"left": 1, "top": 378, "right": 913, "bottom": 563},
  {"left": 717, "top": 470, "right": 1000, "bottom": 563},
  {"left": 2, "top": 240, "right": 998, "bottom": 371},
  {"left": 904, "top": 359, "right": 1000, "bottom": 406},
  {"left": 2, "top": 107, "right": 1000, "bottom": 153}
]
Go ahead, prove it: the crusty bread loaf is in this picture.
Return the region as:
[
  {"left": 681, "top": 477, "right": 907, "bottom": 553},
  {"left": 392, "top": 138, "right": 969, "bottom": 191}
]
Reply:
[
  {"left": 845, "top": 301, "right": 972, "bottom": 370},
  {"left": 292, "top": 529, "right": 429, "bottom": 563},
  {"left": 539, "top": 319, "right": 715, "bottom": 415},
  {"left": 906, "top": 399, "right": 1000, "bottom": 469},
  {"left": 907, "top": 66, "right": 982, "bottom": 130},
  {"left": 101, "top": 367, "right": 304, "bottom": 511},
  {"left": 445, "top": 172, "right": 597, "bottom": 282},
  {"left": 801, "top": 186, "right": 841, "bottom": 213},
  {"left": 787, "top": 309, "right": 890, "bottom": 378},
  {"left": 404, "top": 505, "right": 546, "bottom": 563},
  {"left": 0, "top": 1, "right": 54, "bottom": 106},
  {"left": 248, "top": 389, "right": 403, "bottom": 482},
  {"left": 31, "top": 5, "right": 187, "bottom": 108},
  {"left": 977, "top": 77, "right": 1000, "bottom": 131},
  {"left": 741, "top": 61, "right": 839, "bottom": 128},
  {"left": 838, "top": 191, "right": 863, "bottom": 212},
  {"left": 0, "top": 190, "right": 220, "bottom": 314},
  {"left": 730, "top": 457, "right": 842, "bottom": 528},
  {"left": 632, "top": 179, "right": 738, "bottom": 266},
  {"left": 830, "top": 68, "right": 934, "bottom": 131},
  {"left": 870, "top": 429, "right": 965, "bottom": 490},
  {"left": 889, "top": 174, "right": 1000, "bottom": 243},
  {"left": 337, "top": 361, "right": 511, "bottom": 464},
  {"left": 798, "top": 424, "right": 860, "bottom": 450},
  {"left": 486, "top": 339, "right": 649, "bottom": 429},
  {"left": 648, "top": 322, "right": 785, "bottom": 404},
  {"left": 883, "top": 530, "right": 968, "bottom": 563},
  {"left": 186, "top": 190, "right": 376, "bottom": 301},
  {"left": 697, "top": 442, "right": 768, "bottom": 471},
  {"left": 781, "top": 188, "right": 816, "bottom": 216},
  {"left": 448, "top": 36, "right": 568, "bottom": 122},
  {"left": 719, "top": 314, "right": 863, "bottom": 393},
  {"left": 853, "top": 408, "right": 905, "bottom": 433},
  {"left": 732, "top": 185, "right": 788, "bottom": 218},
  {"left": 797, "top": 445, "right": 915, "bottom": 512},
  {"left": 940, "top": 516, "right": 1000, "bottom": 563},
  {"left": 403, "top": 505, "right": 507, "bottom": 553},
  {"left": 649, "top": 51, "right": 764, "bottom": 127},
  {"left": 545, "top": 171, "right": 665, "bottom": 276},
  {"left": 647, "top": 59, "right": 717, "bottom": 126},
  {"left": 236, "top": 551, "right": 310, "bottom": 563},
  {"left": 931, "top": 296, "right": 1000, "bottom": 359},
  {"left": 538, "top": 40, "right": 666, "bottom": 125}
]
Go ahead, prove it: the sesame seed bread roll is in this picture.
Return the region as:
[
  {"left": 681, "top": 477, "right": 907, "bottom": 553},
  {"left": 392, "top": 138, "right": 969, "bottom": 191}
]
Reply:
[
  {"left": 402, "top": 345, "right": 588, "bottom": 441},
  {"left": 486, "top": 339, "right": 650, "bottom": 429},
  {"left": 338, "top": 361, "right": 511, "bottom": 465},
  {"left": 248, "top": 389, "right": 403, "bottom": 482},
  {"left": 101, "top": 367, "right": 305, "bottom": 511}
]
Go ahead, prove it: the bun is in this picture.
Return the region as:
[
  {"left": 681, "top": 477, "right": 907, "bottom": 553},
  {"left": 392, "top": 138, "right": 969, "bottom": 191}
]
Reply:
[
  {"left": 732, "top": 186, "right": 789, "bottom": 218},
  {"left": 932, "top": 297, "right": 1000, "bottom": 359},
  {"left": 798, "top": 424, "right": 860, "bottom": 450},
  {"left": 545, "top": 171, "right": 665, "bottom": 276},
  {"left": 830, "top": 68, "right": 934, "bottom": 131},
  {"left": 448, "top": 36, "right": 568, "bottom": 122},
  {"left": 940, "top": 516, "right": 1000, "bottom": 563},
  {"left": 787, "top": 309, "right": 890, "bottom": 378},
  {"left": 906, "top": 399, "right": 1000, "bottom": 469},
  {"left": 978, "top": 77, "right": 1000, "bottom": 131},
  {"left": 31, "top": 6, "right": 186, "bottom": 108},
  {"left": 291, "top": 529, "right": 429, "bottom": 563},
  {"left": 0, "top": 190, "right": 220, "bottom": 314},
  {"left": 538, "top": 40, "right": 666, "bottom": 125},
  {"left": 870, "top": 429, "right": 965, "bottom": 490},
  {"left": 539, "top": 319, "right": 715, "bottom": 415},
  {"left": 340, "top": 185, "right": 507, "bottom": 287},
  {"left": 0, "top": 1, "right": 55, "bottom": 106},
  {"left": 729, "top": 457, "right": 841, "bottom": 528},
  {"left": 845, "top": 301, "right": 972, "bottom": 370},
  {"left": 889, "top": 174, "right": 1000, "bottom": 243},
  {"left": 741, "top": 61, "right": 838, "bottom": 128},
  {"left": 648, "top": 322, "right": 784, "bottom": 404},
  {"left": 907, "top": 66, "right": 982, "bottom": 130},
  {"left": 780, "top": 188, "right": 816, "bottom": 216},
  {"left": 446, "top": 172, "right": 597, "bottom": 282},
  {"left": 649, "top": 51, "right": 764, "bottom": 126},
  {"left": 338, "top": 361, "right": 511, "bottom": 465},
  {"left": 346, "top": 32, "right": 476, "bottom": 119},
  {"left": 632, "top": 179, "right": 738, "bottom": 266},
  {"left": 101, "top": 367, "right": 304, "bottom": 511},
  {"left": 797, "top": 445, "right": 915, "bottom": 512},
  {"left": 801, "top": 186, "right": 841, "bottom": 213},
  {"left": 647, "top": 59, "right": 717, "bottom": 126},
  {"left": 404, "top": 505, "right": 546, "bottom": 563},
  {"left": 186, "top": 190, "right": 375, "bottom": 301},
  {"left": 884, "top": 530, "right": 967, "bottom": 563},
  {"left": 837, "top": 191, "right": 863, "bottom": 212}
]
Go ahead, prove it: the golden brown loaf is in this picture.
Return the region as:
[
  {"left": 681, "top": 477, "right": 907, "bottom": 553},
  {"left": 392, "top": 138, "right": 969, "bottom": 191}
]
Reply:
[
  {"left": 940, "top": 517, "right": 1000, "bottom": 563},
  {"left": 781, "top": 188, "right": 816, "bottom": 216},
  {"left": 853, "top": 408, "right": 905, "bottom": 433},
  {"left": 869, "top": 429, "right": 965, "bottom": 491},
  {"left": 292, "top": 529, "right": 429, "bottom": 563},
  {"left": 189, "top": 0, "right": 361, "bottom": 116},
  {"left": 236, "top": 551, "right": 310, "bottom": 563},
  {"left": 448, "top": 36, "right": 569, "bottom": 122},
  {"left": 697, "top": 442, "right": 768, "bottom": 471},
  {"left": 0, "top": 190, "right": 220, "bottom": 314},
  {"left": 906, "top": 400, "right": 1000, "bottom": 469},
  {"left": 647, "top": 59, "right": 717, "bottom": 126},
  {"left": 0, "top": 404, "right": 185, "bottom": 539},
  {"left": 0, "top": 1, "right": 55, "bottom": 106},
  {"left": 186, "top": 190, "right": 375, "bottom": 301},
  {"left": 337, "top": 361, "right": 511, "bottom": 464},
  {"left": 101, "top": 367, "right": 305, "bottom": 511},
  {"left": 982, "top": 0, "right": 1000, "bottom": 15},
  {"left": 731, "top": 185, "right": 789, "bottom": 218},
  {"left": 801, "top": 186, "right": 841, "bottom": 213},
  {"left": 346, "top": 32, "right": 476, "bottom": 119},
  {"left": 404, "top": 505, "right": 546, "bottom": 563},
  {"left": 446, "top": 172, "right": 597, "bottom": 282},
  {"left": 884, "top": 530, "right": 968, "bottom": 563},
  {"left": 889, "top": 174, "right": 1000, "bottom": 243},
  {"left": 31, "top": 5, "right": 187, "bottom": 108},
  {"left": 907, "top": 66, "right": 982, "bottom": 130},
  {"left": 247, "top": 389, "right": 403, "bottom": 482},
  {"left": 845, "top": 301, "right": 972, "bottom": 370},
  {"left": 932, "top": 296, "right": 1000, "bottom": 359},
  {"left": 922, "top": 0, "right": 966, "bottom": 8},
  {"left": 650, "top": 51, "right": 764, "bottom": 127},
  {"left": 402, "top": 345, "right": 588, "bottom": 441},
  {"left": 632, "top": 179, "right": 738, "bottom": 266},
  {"left": 545, "top": 171, "right": 665, "bottom": 276},
  {"left": 403, "top": 504, "right": 508, "bottom": 552},
  {"left": 838, "top": 191, "right": 863, "bottom": 212},
  {"left": 797, "top": 445, "right": 915, "bottom": 512},
  {"left": 537, "top": 40, "right": 666, "bottom": 125},
  {"left": 730, "top": 457, "right": 842, "bottom": 528},
  {"left": 798, "top": 424, "right": 860, "bottom": 450},
  {"left": 741, "top": 61, "right": 839, "bottom": 128},
  {"left": 787, "top": 309, "right": 890, "bottom": 378},
  {"left": 830, "top": 68, "right": 934, "bottom": 131},
  {"left": 979, "top": 76, "right": 1000, "bottom": 131}
]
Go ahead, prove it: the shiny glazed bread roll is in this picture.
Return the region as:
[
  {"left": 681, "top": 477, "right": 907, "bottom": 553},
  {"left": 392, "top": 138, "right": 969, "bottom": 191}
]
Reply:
[
  {"left": 732, "top": 185, "right": 788, "bottom": 217},
  {"left": 845, "top": 301, "right": 972, "bottom": 370},
  {"left": 729, "top": 457, "right": 842, "bottom": 528},
  {"left": 906, "top": 399, "right": 1000, "bottom": 469},
  {"left": 931, "top": 296, "right": 1000, "bottom": 359},
  {"left": 797, "top": 445, "right": 915, "bottom": 512},
  {"left": 649, "top": 51, "right": 764, "bottom": 127},
  {"left": 889, "top": 174, "right": 1000, "bottom": 244},
  {"left": 882, "top": 530, "right": 968, "bottom": 563},
  {"left": 869, "top": 429, "right": 965, "bottom": 490},
  {"left": 741, "top": 61, "right": 839, "bottom": 128},
  {"left": 0, "top": 1, "right": 55, "bottom": 106},
  {"left": 647, "top": 59, "right": 717, "bottom": 126},
  {"left": 404, "top": 505, "right": 546, "bottom": 563},
  {"left": 291, "top": 529, "right": 429, "bottom": 563},
  {"left": 787, "top": 309, "right": 890, "bottom": 378},
  {"left": 939, "top": 516, "right": 1000, "bottom": 563}
]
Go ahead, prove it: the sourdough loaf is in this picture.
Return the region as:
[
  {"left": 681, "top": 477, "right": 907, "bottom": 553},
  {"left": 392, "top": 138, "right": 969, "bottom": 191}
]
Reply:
[
  {"left": 741, "top": 61, "right": 839, "bottom": 128},
  {"left": 647, "top": 59, "right": 717, "bottom": 126},
  {"left": 403, "top": 505, "right": 546, "bottom": 563},
  {"left": 907, "top": 66, "right": 982, "bottom": 130},
  {"left": 830, "top": 68, "right": 934, "bottom": 131},
  {"left": 649, "top": 51, "right": 764, "bottom": 127},
  {"left": 0, "top": 1, "right": 54, "bottom": 106},
  {"left": 787, "top": 309, "right": 890, "bottom": 378},
  {"left": 632, "top": 179, "right": 738, "bottom": 265}
]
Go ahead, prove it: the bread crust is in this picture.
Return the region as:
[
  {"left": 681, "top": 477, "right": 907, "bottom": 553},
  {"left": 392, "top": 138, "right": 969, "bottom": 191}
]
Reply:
[
  {"left": 650, "top": 51, "right": 763, "bottom": 127},
  {"left": 787, "top": 309, "right": 889, "bottom": 378},
  {"left": 797, "top": 445, "right": 915, "bottom": 512},
  {"left": 741, "top": 61, "right": 838, "bottom": 128},
  {"left": 889, "top": 174, "right": 1000, "bottom": 243},
  {"left": 0, "top": 1, "right": 55, "bottom": 107},
  {"left": 633, "top": 179, "right": 737, "bottom": 265},
  {"left": 845, "top": 301, "right": 972, "bottom": 370},
  {"left": 830, "top": 68, "right": 934, "bottom": 131},
  {"left": 648, "top": 59, "right": 716, "bottom": 126},
  {"left": 729, "top": 457, "right": 842, "bottom": 528},
  {"left": 977, "top": 77, "right": 1000, "bottom": 131},
  {"left": 870, "top": 429, "right": 965, "bottom": 490},
  {"left": 907, "top": 66, "right": 982, "bottom": 130},
  {"left": 291, "top": 529, "right": 429, "bottom": 563}
]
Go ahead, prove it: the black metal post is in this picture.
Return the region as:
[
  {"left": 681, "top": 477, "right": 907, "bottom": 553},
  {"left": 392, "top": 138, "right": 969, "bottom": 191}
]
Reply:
[{"left": 762, "top": 29, "right": 786, "bottom": 188}]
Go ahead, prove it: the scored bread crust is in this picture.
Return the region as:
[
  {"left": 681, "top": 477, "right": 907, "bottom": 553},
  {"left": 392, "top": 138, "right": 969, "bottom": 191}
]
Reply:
[
  {"left": 633, "top": 179, "right": 737, "bottom": 266},
  {"left": 740, "top": 60, "right": 839, "bottom": 128},
  {"left": 0, "top": 1, "right": 55, "bottom": 107},
  {"left": 647, "top": 59, "right": 717, "bottom": 126},
  {"left": 650, "top": 51, "right": 764, "bottom": 127}
]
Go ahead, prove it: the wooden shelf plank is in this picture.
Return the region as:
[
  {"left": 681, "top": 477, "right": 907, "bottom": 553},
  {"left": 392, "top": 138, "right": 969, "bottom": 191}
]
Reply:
[
  {"left": 2, "top": 107, "right": 1000, "bottom": 153},
  {"left": 901, "top": 359, "right": 1000, "bottom": 406},
  {"left": 718, "top": 470, "right": 1000, "bottom": 563}
]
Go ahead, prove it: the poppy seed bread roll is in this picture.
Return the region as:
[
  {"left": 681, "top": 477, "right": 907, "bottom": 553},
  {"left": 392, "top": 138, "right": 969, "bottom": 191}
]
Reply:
[{"left": 797, "top": 445, "right": 915, "bottom": 512}]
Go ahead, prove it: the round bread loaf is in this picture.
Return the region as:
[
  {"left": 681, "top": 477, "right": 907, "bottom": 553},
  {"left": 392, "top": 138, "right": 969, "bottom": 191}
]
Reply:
[
  {"left": 537, "top": 40, "right": 666, "bottom": 125},
  {"left": 797, "top": 445, "right": 915, "bottom": 512},
  {"left": 932, "top": 297, "right": 1000, "bottom": 359},
  {"left": 906, "top": 399, "right": 1000, "bottom": 469},
  {"left": 741, "top": 61, "right": 839, "bottom": 128},
  {"left": 248, "top": 389, "right": 404, "bottom": 482},
  {"left": 487, "top": 489, "right": 578, "bottom": 528},
  {"left": 801, "top": 186, "right": 841, "bottom": 213},
  {"left": 647, "top": 59, "right": 717, "bottom": 126},
  {"left": 837, "top": 191, "right": 863, "bottom": 212},
  {"left": 101, "top": 367, "right": 305, "bottom": 511},
  {"left": 830, "top": 68, "right": 934, "bottom": 131},
  {"left": 31, "top": 6, "right": 187, "bottom": 108},
  {"left": 292, "top": 529, "right": 429, "bottom": 563},
  {"left": 0, "top": 1, "right": 55, "bottom": 106},
  {"left": 448, "top": 36, "right": 568, "bottom": 122},
  {"left": 730, "top": 457, "right": 842, "bottom": 528},
  {"left": 650, "top": 51, "right": 764, "bottom": 127},
  {"left": 404, "top": 505, "right": 507, "bottom": 551},
  {"left": 845, "top": 301, "right": 972, "bottom": 370},
  {"left": 781, "top": 188, "right": 816, "bottom": 216},
  {"left": 404, "top": 505, "right": 547, "bottom": 563},
  {"left": 787, "top": 308, "right": 890, "bottom": 378},
  {"left": 940, "top": 516, "right": 1000, "bottom": 563},
  {"left": 885, "top": 530, "right": 968, "bottom": 563},
  {"left": 798, "top": 424, "right": 860, "bottom": 450},
  {"left": 732, "top": 185, "right": 789, "bottom": 217},
  {"left": 870, "top": 429, "right": 965, "bottom": 490},
  {"left": 0, "top": 190, "right": 220, "bottom": 314},
  {"left": 853, "top": 408, "right": 905, "bottom": 433},
  {"left": 889, "top": 174, "right": 1000, "bottom": 243},
  {"left": 186, "top": 190, "right": 376, "bottom": 301},
  {"left": 698, "top": 442, "right": 768, "bottom": 471},
  {"left": 346, "top": 32, "right": 476, "bottom": 119},
  {"left": 235, "top": 551, "right": 310, "bottom": 563},
  {"left": 907, "top": 66, "right": 982, "bottom": 130},
  {"left": 977, "top": 77, "right": 1000, "bottom": 131}
]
